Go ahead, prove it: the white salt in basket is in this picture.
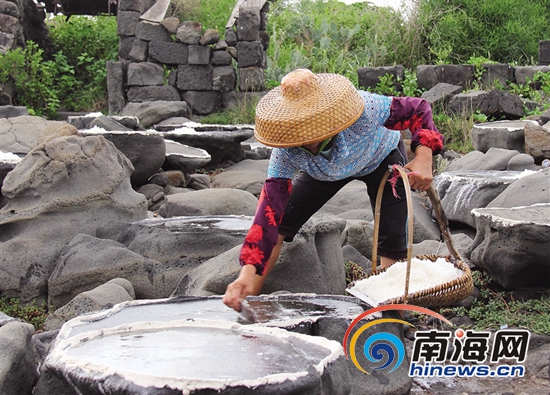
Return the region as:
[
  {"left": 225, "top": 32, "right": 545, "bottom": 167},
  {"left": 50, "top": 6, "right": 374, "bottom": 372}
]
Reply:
[{"left": 347, "top": 166, "right": 473, "bottom": 308}]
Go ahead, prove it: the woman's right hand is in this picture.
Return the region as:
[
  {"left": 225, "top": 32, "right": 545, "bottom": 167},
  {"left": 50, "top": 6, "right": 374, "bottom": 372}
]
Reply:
[{"left": 223, "top": 264, "right": 258, "bottom": 311}]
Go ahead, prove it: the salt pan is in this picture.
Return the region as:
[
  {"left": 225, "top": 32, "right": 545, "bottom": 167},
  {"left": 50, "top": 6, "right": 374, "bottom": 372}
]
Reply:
[{"left": 350, "top": 257, "right": 464, "bottom": 304}]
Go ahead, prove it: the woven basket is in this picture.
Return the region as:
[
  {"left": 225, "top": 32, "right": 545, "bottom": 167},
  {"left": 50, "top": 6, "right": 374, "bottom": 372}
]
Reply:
[{"left": 347, "top": 166, "right": 474, "bottom": 308}]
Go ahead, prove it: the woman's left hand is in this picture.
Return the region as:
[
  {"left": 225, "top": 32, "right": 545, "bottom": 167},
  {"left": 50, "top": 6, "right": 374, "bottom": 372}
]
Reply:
[{"left": 404, "top": 146, "right": 433, "bottom": 191}]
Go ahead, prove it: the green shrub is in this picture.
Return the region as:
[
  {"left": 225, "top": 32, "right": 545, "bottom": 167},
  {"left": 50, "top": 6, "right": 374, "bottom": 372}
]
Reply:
[
  {"left": 47, "top": 15, "right": 118, "bottom": 111},
  {"left": 416, "top": 0, "right": 550, "bottom": 65},
  {"left": 0, "top": 42, "right": 60, "bottom": 117}
]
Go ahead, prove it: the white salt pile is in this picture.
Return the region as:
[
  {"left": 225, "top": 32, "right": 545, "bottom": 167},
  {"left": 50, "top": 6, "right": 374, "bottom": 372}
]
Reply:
[{"left": 350, "top": 257, "right": 464, "bottom": 304}]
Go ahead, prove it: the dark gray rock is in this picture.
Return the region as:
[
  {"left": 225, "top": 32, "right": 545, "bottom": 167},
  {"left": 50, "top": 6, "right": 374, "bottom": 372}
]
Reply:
[
  {"left": 188, "top": 173, "right": 210, "bottom": 190},
  {"left": 0, "top": 135, "right": 147, "bottom": 302},
  {"left": 89, "top": 115, "right": 133, "bottom": 131},
  {"left": 135, "top": 20, "right": 172, "bottom": 42},
  {"left": 121, "top": 100, "right": 192, "bottom": 128},
  {"left": 136, "top": 183, "right": 165, "bottom": 211},
  {"left": 514, "top": 65, "right": 550, "bottom": 87},
  {"left": 181, "top": 90, "right": 223, "bottom": 115},
  {"left": 238, "top": 66, "right": 265, "bottom": 91},
  {"left": 159, "top": 188, "right": 258, "bottom": 217},
  {"left": 0, "top": 321, "right": 38, "bottom": 395},
  {"left": 118, "top": 35, "right": 135, "bottom": 59},
  {"left": 199, "top": 28, "right": 220, "bottom": 46},
  {"left": 116, "top": 11, "right": 140, "bottom": 36},
  {"left": 106, "top": 61, "right": 126, "bottom": 114},
  {"left": 487, "top": 167, "right": 550, "bottom": 208},
  {"left": 420, "top": 83, "right": 463, "bottom": 107},
  {"left": 95, "top": 215, "right": 251, "bottom": 287},
  {"left": 176, "top": 64, "right": 213, "bottom": 90},
  {"left": 357, "top": 66, "right": 405, "bottom": 92},
  {"left": 0, "top": 105, "right": 28, "bottom": 118},
  {"left": 211, "top": 158, "right": 268, "bottom": 196},
  {"left": 480, "top": 63, "right": 514, "bottom": 89},
  {"left": 225, "top": 27, "right": 237, "bottom": 46},
  {"left": 126, "top": 85, "right": 182, "bottom": 102},
  {"left": 45, "top": 277, "right": 135, "bottom": 330},
  {"left": 173, "top": 213, "right": 347, "bottom": 297},
  {"left": 539, "top": 40, "right": 550, "bottom": 66},
  {"left": 154, "top": 116, "right": 192, "bottom": 131},
  {"left": 237, "top": 40, "right": 264, "bottom": 68},
  {"left": 477, "top": 90, "right": 524, "bottom": 119},
  {"left": 213, "top": 65, "right": 236, "bottom": 92},
  {"left": 471, "top": 120, "right": 534, "bottom": 153},
  {"left": 433, "top": 170, "right": 527, "bottom": 228},
  {"left": 211, "top": 49, "right": 233, "bottom": 65},
  {"left": 416, "top": 64, "right": 476, "bottom": 91},
  {"left": 126, "top": 62, "right": 164, "bottom": 86},
  {"left": 176, "top": 20, "right": 202, "bottom": 44},
  {"left": 163, "top": 139, "right": 211, "bottom": 173},
  {"left": 446, "top": 148, "right": 522, "bottom": 171},
  {"left": 148, "top": 40, "right": 188, "bottom": 64},
  {"left": 188, "top": 44, "right": 212, "bottom": 65},
  {"left": 506, "top": 153, "right": 536, "bottom": 171},
  {"left": 236, "top": 6, "right": 260, "bottom": 41},
  {"left": 447, "top": 90, "right": 486, "bottom": 116},
  {"left": 469, "top": 204, "right": 550, "bottom": 289},
  {"left": 80, "top": 129, "right": 166, "bottom": 188},
  {"left": 128, "top": 38, "right": 148, "bottom": 61},
  {"left": 162, "top": 123, "right": 254, "bottom": 167}
]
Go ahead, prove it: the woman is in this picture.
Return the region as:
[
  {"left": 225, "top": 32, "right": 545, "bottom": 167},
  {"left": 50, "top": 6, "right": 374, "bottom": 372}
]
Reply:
[{"left": 223, "top": 68, "right": 443, "bottom": 311}]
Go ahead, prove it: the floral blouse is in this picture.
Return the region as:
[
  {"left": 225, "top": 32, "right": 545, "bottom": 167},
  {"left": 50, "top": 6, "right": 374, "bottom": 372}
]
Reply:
[{"left": 240, "top": 93, "right": 444, "bottom": 275}]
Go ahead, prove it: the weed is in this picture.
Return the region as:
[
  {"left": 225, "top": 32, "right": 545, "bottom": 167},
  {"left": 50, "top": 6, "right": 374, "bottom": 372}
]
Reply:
[
  {"left": 0, "top": 297, "right": 50, "bottom": 331},
  {"left": 344, "top": 260, "right": 369, "bottom": 285},
  {"left": 200, "top": 93, "right": 259, "bottom": 125},
  {"left": 441, "top": 271, "right": 550, "bottom": 335}
]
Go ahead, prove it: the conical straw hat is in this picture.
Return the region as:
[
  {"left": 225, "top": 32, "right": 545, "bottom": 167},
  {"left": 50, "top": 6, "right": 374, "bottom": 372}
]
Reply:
[{"left": 254, "top": 69, "right": 365, "bottom": 148}]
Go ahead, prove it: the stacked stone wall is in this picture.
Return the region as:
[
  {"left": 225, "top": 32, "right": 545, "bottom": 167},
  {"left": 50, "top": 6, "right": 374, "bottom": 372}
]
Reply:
[{"left": 109, "top": 0, "right": 273, "bottom": 116}]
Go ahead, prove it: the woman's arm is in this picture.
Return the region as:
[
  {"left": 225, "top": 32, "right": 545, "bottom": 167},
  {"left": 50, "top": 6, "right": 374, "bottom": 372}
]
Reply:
[
  {"left": 384, "top": 97, "right": 444, "bottom": 155},
  {"left": 238, "top": 177, "right": 292, "bottom": 275},
  {"left": 384, "top": 97, "right": 444, "bottom": 191}
]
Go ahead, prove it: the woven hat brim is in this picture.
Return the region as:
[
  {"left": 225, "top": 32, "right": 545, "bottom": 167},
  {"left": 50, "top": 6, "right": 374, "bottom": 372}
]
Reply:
[{"left": 254, "top": 73, "right": 365, "bottom": 148}]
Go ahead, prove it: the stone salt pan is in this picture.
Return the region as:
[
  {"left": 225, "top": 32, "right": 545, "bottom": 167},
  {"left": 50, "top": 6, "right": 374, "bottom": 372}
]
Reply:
[{"left": 350, "top": 258, "right": 464, "bottom": 304}]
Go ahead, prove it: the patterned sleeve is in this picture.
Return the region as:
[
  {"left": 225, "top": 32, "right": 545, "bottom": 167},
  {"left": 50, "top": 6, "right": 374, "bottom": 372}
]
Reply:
[
  {"left": 239, "top": 177, "right": 292, "bottom": 275},
  {"left": 384, "top": 97, "right": 444, "bottom": 155}
]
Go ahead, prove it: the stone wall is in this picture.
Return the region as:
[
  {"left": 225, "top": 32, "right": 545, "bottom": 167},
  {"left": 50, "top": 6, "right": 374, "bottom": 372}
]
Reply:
[
  {"left": 108, "top": 0, "right": 273, "bottom": 116},
  {"left": 358, "top": 63, "right": 550, "bottom": 94}
]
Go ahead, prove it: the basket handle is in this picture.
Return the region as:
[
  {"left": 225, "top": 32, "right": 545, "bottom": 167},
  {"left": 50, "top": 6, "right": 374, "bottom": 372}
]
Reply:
[
  {"left": 371, "top": 166, "right": 463, "bottom": 303},
  {"left": 371, "top": 166, "right": 414, "bottom": 301},
  {"left": 426, "top": 186, "right": 463, "bottom": 261}
]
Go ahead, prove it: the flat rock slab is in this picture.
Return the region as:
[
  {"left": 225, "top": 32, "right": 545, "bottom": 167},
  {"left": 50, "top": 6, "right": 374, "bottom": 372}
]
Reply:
[
  {"left": 471, "top": 120, "right": 537, "bottom": 153},
  {"left": 39, "top": 318, "right": 350, "bottom": 395},
  {"left": 433, "top": 170, "right": 535, "bottom": 227},
  {"left": 470, "top": 203, "right": 550, "bottom": 289},
  {"left": 163, "top": 139, "right": 211, "bottom": 173}
]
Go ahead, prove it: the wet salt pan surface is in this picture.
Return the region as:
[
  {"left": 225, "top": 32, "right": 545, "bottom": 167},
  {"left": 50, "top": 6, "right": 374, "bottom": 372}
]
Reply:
[
  {"left": 65, "top": 295, "right": 367, "bottom": 338},
  {"left": 66, "top": 326, "right": 330, "bottom": 380}
]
